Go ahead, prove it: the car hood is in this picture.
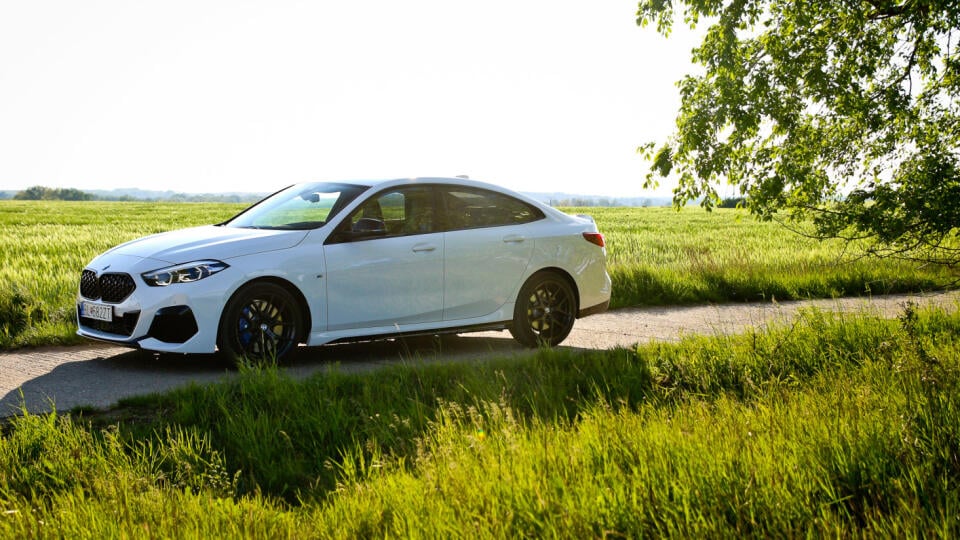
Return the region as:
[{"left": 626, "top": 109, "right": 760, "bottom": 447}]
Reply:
[{"left": 107, "top": 225, "right": 309, "bottom": 264}]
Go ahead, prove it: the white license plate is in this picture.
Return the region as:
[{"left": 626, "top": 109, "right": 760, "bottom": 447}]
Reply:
[{"left": 81, "top": 301, "right": 113, "bottom": 322}]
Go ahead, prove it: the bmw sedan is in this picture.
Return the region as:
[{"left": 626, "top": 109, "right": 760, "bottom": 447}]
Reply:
[{"left": 77, "top": 177, "right": 611, "bottom": 363}]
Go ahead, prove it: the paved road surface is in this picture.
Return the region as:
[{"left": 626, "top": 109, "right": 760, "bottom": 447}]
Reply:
[{"left": 2, "top": 292, "right": 956, "bottom": 417}]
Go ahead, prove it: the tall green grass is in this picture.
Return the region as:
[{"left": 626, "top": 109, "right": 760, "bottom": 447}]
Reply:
[
  {"left": 0, "top": 201, "right": 955, "bottom": 348},
  {"left": 0, "top": 201, "right": 242, "bottom": 348},
  {"left": 585, "top": 207, "right": 957, "bottom": 308},
  {"left": 1, "top": 303, "right": 958, "bottom": 536}
]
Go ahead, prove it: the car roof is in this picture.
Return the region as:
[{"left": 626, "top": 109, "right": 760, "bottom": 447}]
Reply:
[
  {"left": 316, "top": 177, "right": 532, "bottom": 197},
  {"left": 330, "top": 176, "right": 490, "bottom": 187}
]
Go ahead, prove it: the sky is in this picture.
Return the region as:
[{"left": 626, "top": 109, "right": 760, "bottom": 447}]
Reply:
[{"left": 0, "top": 1, "right": 703, "bottom": 197}]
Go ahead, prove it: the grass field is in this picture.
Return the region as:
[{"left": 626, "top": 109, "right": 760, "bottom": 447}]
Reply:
[
  {"left": 0, "top": 200, "right": 956, "bottom": 349},
  {"left": 0, "top": 303, "right": 957, "bottom": 536},
  {"left": 586, "top": 206, "right": 957, "bottom": 308}
]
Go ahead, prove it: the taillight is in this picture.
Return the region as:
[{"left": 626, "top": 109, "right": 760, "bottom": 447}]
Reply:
[{"left": 582, "top": 232, "right": 605, "bottom": 247}]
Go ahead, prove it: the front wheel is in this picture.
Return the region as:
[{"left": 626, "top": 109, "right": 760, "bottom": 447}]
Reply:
[
  {"left": 218, "top": 282, "right": 301, "bottom": 365},
  {"left": 510, "top": 272, "right": 577, "bottom": 347}
]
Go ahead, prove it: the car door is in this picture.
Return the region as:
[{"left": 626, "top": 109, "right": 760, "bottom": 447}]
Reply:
[
  {"left": 440, "top": 186, "right": 542, "bottom": 320},
  {"left": 323, "top": 186, "right": 444, "bottom": 330}
]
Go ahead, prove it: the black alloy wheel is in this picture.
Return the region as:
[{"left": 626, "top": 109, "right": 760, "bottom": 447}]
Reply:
[
  {"left": 510, "top": 272, "right": 577, "bottom": 347},
  {"left": 218, "top": 282, "right": 301, "bottom": 365}
]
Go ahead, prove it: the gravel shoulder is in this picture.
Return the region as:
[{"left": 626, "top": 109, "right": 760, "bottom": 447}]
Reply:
[{"left": 1, "top": 291, "right": 956, "bottom": 417}]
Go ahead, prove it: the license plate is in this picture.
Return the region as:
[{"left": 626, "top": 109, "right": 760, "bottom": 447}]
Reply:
[{"left": 81, "top": 301, "right": 113, "bottom": 322}]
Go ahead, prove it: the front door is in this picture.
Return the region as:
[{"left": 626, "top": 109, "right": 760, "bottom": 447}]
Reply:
[{"left": 323, "top": 186, "right": 443, "bottom": 330}]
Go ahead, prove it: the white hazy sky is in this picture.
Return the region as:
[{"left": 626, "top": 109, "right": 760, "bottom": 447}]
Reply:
[{"left": 0, "top": 1, "right": 702, "bottom": 197}]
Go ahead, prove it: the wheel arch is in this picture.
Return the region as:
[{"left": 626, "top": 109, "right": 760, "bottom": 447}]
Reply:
[
  {"left": 219, "top": 276, "right": 312, "bottom": 344},
  {"left": 522, "top": 267, "right": 580, "bottom": 314}
]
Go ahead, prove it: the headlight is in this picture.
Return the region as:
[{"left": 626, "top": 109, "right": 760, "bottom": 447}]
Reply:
[{"left": 141, "top": 260, "right": 229, "bottom": 287}]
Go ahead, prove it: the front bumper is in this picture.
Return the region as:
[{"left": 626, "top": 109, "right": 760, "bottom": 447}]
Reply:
[{"left": 76, "top": 254, "right": 228, "bottom": 354}]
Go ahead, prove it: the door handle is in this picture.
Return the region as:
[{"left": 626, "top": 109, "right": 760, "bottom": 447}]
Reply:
[
  {"left": 412, "top": 243, "right": 437, "bottom": 253},
  {"left": 502, "top": 235, "right": 525, "bottom": 243}
]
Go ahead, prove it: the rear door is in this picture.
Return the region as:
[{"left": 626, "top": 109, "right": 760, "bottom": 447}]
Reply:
[{"left": 439, "top": 186, "right": 542, "bottom": 320}]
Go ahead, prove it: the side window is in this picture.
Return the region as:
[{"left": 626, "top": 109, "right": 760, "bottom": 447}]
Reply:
[
  {"left": 338, "top": 186, "right": 436, "bottom": 241},
  {"left": 442, "top": 188, "right": 545, "bottom": 231}
]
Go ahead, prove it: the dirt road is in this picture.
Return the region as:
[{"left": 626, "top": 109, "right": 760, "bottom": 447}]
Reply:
[{"left": 1, "top": 292, "right": 956, "bottom": 417}]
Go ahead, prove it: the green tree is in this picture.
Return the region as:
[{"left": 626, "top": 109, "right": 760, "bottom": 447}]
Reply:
[
  {"left": 56, "top": 187, "right": 94, "bottom": 201},
  {"left": 13, "top": 186, "right": 51, "bottom": 200},
  {"left": 13, "top": 186, "right": 94, "bottom": 201},
  {"left": 638, "top": 0, "right": 960, "bottom": 266}
]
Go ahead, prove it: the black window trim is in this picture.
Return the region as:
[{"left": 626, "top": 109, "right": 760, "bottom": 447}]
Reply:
[
  {"left": 324, "top": 183, "right": 547, "bottom": 245},
  {"left": 325, "top": 184, "right": 442, "bottom": 245}
]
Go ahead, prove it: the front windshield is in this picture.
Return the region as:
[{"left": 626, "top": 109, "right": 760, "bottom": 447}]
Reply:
[{"left": 224, "top": 182, "right": 370, "bottom": 230}]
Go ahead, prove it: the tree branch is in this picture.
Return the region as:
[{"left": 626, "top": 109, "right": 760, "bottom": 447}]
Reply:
[{"left": 865, "top": 0, "right": 909, "bottom": 20}]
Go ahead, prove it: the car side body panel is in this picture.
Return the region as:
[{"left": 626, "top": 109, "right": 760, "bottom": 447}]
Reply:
[
  {"left": 441, "top": 224, "right": 535, "bottom": 321},
  {"left": 323, "top": 232, "right": 445, "bottom": 330}
]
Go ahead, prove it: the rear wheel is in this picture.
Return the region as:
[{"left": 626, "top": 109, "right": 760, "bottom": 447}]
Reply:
[
  {"left": 218, "top": 282, "right": 301, "bottom": 365},
  {"left": 510, "top": 272, "right": 577, "bottom": 347}
]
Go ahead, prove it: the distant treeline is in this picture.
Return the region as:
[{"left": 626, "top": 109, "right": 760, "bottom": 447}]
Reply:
[
  {"left": 548, "top": 196, "right": 744, "bottom": 208},
  {"left": 549, "top": 197, "right": 623, "bottom": 207},
  {"left": 7, "top": 185, "right": 262, "bottom": 203},
  {"left": 546, "top": 197, "right": 671, "bottom": 207},
  {"left": 4, "top": 185, "right": 701, "bottom": 207}
]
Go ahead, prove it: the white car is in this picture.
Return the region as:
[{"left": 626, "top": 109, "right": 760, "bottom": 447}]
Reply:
[{"left": 77, "top": 177, "right": 611, "bottom": 363}]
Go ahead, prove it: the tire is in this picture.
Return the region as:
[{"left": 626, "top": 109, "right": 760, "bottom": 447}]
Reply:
[
  {"left": 218, "top": 282, "right": 301, "bottom": 365},
  {"left": 509, "top": 272, "right": 577, "bottom": 347}
]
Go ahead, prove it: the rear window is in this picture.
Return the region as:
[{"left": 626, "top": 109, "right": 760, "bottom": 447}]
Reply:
[{"left": 441, "top": 188, "right": 544, "bottom": 231}]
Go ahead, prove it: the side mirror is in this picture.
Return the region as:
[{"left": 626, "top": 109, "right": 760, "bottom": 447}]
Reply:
[{"left": 326, "top": 218, "right": 387, "bottom": 245}]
